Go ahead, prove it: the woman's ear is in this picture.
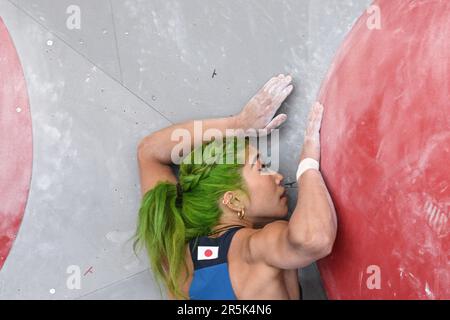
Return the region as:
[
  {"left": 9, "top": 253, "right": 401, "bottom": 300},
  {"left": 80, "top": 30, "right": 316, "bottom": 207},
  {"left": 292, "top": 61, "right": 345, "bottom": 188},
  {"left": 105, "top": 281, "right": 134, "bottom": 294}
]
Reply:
[{"left": 222, "top": 191, "right": 245, "bottom": 212}]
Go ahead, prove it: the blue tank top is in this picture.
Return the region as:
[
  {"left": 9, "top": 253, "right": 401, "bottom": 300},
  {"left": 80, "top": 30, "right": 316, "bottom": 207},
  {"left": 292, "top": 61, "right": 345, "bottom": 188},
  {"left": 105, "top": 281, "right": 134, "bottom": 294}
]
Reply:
[
  {"left": 187, "top": 225, "right": 304, "bottom": 300},
  {"left": 188, "top": 226, "right": 244, "bottom": 300}
]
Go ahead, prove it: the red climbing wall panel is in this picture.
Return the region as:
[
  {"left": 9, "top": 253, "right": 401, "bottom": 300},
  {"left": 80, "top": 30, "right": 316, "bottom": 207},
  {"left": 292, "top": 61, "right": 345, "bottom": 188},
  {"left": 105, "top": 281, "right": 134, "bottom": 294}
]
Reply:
[
  {"left": 0, "top": 17, "right": 33, "bottom": 270},
  {"left": 317, "top": 0, "right": 449, "bottom": 299}
]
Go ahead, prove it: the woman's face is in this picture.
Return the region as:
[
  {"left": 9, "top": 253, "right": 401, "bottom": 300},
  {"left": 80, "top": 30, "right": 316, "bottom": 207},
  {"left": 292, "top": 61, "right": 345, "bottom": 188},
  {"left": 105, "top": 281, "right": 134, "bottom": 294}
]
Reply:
[{"left": 240, "top": 144, "right": 289, "bottom": 220}]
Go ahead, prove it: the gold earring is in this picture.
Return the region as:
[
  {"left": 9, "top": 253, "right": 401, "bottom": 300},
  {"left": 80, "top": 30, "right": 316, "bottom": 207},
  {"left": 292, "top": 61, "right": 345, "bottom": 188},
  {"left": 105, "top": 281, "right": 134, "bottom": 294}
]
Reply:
[{"left": 238, "top": 207, "right": 245, "bottom": 219}]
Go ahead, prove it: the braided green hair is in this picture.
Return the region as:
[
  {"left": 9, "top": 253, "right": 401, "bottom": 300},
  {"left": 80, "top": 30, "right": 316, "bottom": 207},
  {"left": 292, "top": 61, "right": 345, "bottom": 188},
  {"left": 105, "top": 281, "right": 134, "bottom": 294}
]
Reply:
[{"left": 133, "top": 136, "right": 251, "bottom": 299}]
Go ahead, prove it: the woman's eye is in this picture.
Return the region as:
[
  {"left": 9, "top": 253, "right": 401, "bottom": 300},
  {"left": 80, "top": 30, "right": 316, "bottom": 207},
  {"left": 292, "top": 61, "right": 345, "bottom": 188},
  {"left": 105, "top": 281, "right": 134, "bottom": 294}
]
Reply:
[{"left": 259, "top": 162, "right": 268, "bottom": 171}]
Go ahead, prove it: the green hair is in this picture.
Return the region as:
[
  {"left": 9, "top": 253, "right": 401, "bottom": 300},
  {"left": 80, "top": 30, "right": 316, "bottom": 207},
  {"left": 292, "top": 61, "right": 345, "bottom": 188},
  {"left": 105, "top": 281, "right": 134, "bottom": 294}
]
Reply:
[{"left": 133, "top": 135, "right": 251, "bottom": 299}]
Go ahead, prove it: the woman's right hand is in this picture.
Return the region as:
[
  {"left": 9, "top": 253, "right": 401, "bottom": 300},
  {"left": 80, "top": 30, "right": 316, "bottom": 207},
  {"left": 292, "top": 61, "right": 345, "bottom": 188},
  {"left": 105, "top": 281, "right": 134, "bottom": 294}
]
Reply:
[
  {"left": 300, "top": 101, "right": 324, "bottom": 162},
  {"left": 235, "top": 74, "right": 293, "bottom": 136}
]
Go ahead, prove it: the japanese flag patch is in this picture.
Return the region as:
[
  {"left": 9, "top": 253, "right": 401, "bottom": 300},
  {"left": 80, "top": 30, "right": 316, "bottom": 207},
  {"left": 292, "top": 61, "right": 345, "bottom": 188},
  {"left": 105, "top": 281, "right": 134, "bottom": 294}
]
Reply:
[{"left": 197, "top": 246, "right": 219, "bottom": 260}]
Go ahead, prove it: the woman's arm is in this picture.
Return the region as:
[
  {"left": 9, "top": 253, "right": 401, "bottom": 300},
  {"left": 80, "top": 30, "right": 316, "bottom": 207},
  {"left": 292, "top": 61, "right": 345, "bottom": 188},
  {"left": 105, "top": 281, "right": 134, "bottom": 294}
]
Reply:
[
  {"left": 137, "top": 74, "right": 293, "bottom": 195},
  {"left": 246, "top": 102, "right": 337, "bottom": 270},
  {"left": 289, "top": 165, "right": 337, "bottom": 252},
  {"left": 288, "top": 102, "right": 337, "bottom": 255},
  {"left": 137, "top": 116, "right": 240, "bottom": 165},
  {"left": 137, "top": 116, "right": 241, "bottom": 195}
]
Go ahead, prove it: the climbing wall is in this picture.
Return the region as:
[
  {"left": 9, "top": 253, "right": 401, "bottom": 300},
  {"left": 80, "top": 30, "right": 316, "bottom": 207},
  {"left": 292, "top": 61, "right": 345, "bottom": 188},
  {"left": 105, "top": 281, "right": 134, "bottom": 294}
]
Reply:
[
  {"left": 0, "top": 0, "right": 372, "bottom": 299},
  {"left": 0, "top": 18, "right": 33, "bottom": 271},
  {"left": 318, "top": 0, "right": 449, "bottom": 299}
]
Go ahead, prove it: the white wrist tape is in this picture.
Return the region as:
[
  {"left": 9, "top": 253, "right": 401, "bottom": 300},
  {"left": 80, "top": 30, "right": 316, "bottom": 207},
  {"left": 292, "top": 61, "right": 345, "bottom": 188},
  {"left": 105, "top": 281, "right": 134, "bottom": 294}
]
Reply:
[{"left": 296, "top": 158, "right": 320, "bottom": 181}]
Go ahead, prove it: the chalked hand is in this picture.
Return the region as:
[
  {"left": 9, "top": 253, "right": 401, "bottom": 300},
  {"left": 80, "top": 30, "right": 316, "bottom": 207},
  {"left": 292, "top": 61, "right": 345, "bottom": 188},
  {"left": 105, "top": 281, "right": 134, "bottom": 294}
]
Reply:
[
  {"left": 300, "top": 101, "right": 324, "bottom": 163},
  {"left": 235, "top": 74, "right": 293, "bottom": 136}
]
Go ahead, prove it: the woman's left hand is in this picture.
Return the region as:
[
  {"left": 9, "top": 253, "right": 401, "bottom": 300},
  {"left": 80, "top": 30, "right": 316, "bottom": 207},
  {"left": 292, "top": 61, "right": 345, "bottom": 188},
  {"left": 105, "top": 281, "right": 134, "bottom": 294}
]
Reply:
[{"left": 235, "top": 74, "right": 293, "bottom": 136}]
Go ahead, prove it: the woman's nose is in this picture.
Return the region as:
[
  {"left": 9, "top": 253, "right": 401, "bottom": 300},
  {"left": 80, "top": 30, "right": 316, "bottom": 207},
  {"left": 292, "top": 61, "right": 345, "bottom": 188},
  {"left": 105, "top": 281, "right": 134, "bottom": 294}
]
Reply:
[{"left": 274, "top": 172, "right": 284, "bottom": 185}]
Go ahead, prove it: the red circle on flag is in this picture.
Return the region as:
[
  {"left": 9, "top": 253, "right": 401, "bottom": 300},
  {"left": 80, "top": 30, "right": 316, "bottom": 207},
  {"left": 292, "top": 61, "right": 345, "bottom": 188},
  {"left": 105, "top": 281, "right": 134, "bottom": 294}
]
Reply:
[{"left": 204, "top": 249, "right": 213, "bottom": 257}]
